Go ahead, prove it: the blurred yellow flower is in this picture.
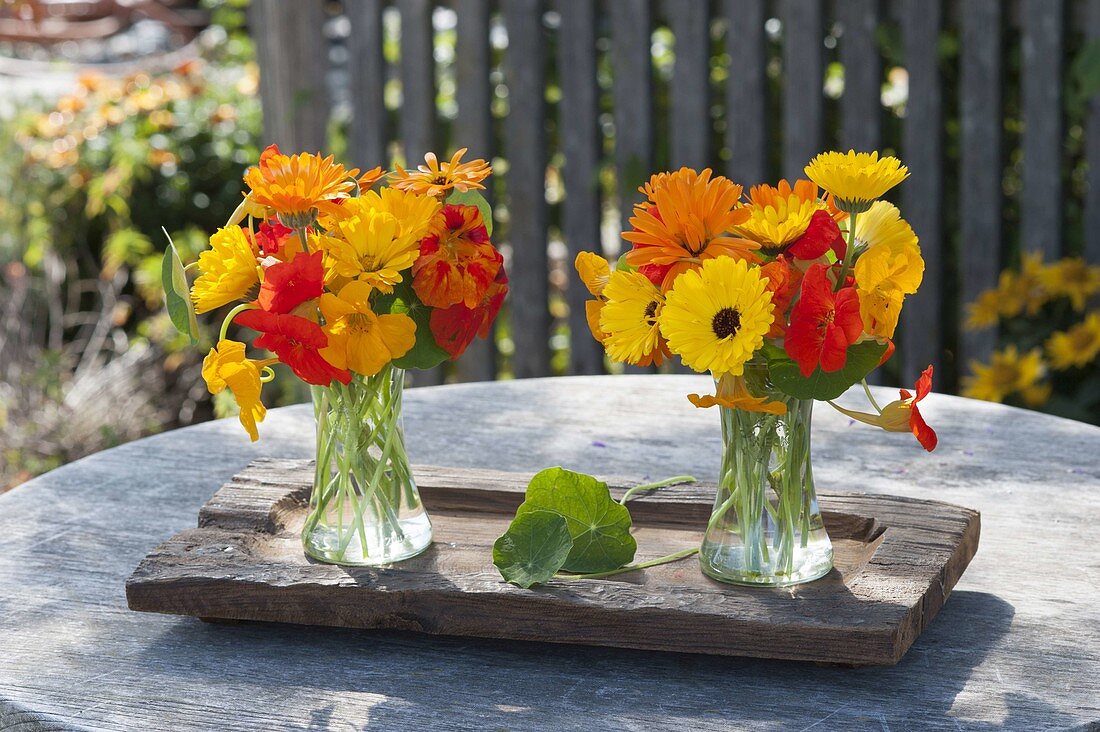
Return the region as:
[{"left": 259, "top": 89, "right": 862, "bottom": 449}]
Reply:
[
  {"left": 804, "top": 150, "right": 909, "bottom": 213},
  {"left": 1046, "top": 313, "right": 1100, "bottom": 370},
  {"left": 191, "top": 226, "right": 260, "bottom": 314},
  {"left": 962, "top": 346, "right": 1047, "bottom": 405},
  {"left": 997, "top": 253, "right": 1048, "bottom": 318},
  {"left": 1039, "top": 257, "right": 1100, "bottom": 311},
  {"left": 965, "top": 289, "right": 1002, "bottom": 330}
]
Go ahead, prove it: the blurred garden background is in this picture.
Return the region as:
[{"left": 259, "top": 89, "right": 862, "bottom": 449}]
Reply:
[{"left": 2, "top": 0, "right": 1098, "bottom": 491}]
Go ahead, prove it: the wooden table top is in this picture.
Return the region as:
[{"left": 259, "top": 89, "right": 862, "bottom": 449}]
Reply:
[{"left": 1, "top": 375, "right": 1097, "bottom": 731}]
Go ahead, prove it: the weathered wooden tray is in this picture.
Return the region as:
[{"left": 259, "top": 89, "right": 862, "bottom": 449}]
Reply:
[{"left": 126, "top": 458, "right": 980, "bottom": 666}]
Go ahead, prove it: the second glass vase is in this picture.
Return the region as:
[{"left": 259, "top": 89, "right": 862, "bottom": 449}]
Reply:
[
  {"left": 699, "top": 382, "right": 833, "bottom": 586},
  {"left": 302, "top": 365, "right": 432, "bottom": 566}
]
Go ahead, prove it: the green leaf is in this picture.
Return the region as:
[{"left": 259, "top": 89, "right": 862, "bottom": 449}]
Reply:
[
  {"left": 615, "top": 253, "right": 635, "bottom": 272},
  {"left": 516, "top": 467, "right": 637, "bottom": 573},
  {"left": 161, "top": 239, "right": 198, "bottom": 345},
  {"left": 375, "top": 283, "right": 449, "bottom": 370},
  {"left": 766, "top": 340, "right": 887, "bottom": 401},
  {"left": 446, "top": 189, "right": 493, "bottom": 237},
  {"left": 492, "top": 510, "right": 573, "bottom": 588}
]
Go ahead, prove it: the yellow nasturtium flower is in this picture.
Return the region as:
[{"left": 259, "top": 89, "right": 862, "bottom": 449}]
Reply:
[
  {"left": 191, "top": 226, "right": 260, "bottom": 314},
  {"left": 201, "top": 340, "right": 267, "bottom": 442},
  {"left": 853, "top": 202, "right": 924, "bottom": 338},
  {"left": 318, "top": 281, "right": 417, "bottom": 376}
]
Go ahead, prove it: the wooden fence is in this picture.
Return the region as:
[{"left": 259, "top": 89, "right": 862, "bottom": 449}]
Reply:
[{"left": 247, "top": 0, "right": 1100, "bottom": 390}]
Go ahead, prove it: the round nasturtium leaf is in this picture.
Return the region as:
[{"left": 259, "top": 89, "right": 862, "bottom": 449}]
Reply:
[{"left": 493, "top": 510, "right": 573, "bottom": 589}]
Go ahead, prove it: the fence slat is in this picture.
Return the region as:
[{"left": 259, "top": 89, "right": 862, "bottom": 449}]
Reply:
[
  {"left": 558, "top": 0, "right": 606, "bottom": 375},
  {"left": 838, "top": 0, "right": 880, "bottom": 152},
  {"left": 397, "top": 0, "right": 442, "bottom": 386},
  {"left": 899, "top": 0, "right": 944, "bottom": 386},
  {"left": 347, "top": 0, "right": 387, "bottom": 168},
  {"left": 502, "top": 0, "right": 551, "bottom": 378},
  {"left": 1020, "top": 0, "right": 1065, "bottom": 260},
  {"left": 249, "top": 0, "right": 329, "bottom": 151},
  {"left": 724, "top": 0, "right": 767, "bottom": 186},
  {"left": 781, "top": 0, "right": 823, "bottom": 181},
  {"left": 451, "top": 0, "right": 497, "bottom": 382},
  {"left": 1085, "top": 0, "right": 1100, "bottom": 264},
  {"left": 959, "top": 0, "right": 1002, "bottom": 368},
  {"left": 668, "top": 0, "right": 710, "bottom": 169},
  {"left": 610, "top": 0, "right": 654, "bottom": 236}
]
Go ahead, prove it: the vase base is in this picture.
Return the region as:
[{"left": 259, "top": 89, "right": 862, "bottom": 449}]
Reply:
[
  {"left": 302, "top": 513, "right": 433, "bottom": 567},
  {"left": 698, "top": 544, "right": 834, "bottom": 587}
]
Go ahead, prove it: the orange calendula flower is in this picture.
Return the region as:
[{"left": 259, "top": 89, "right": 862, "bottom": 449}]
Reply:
[
  {"left": 191, "top": 226, "right": 260, "bottom": 314},
  {"left": 390, "top": 147, "right": 492, "bottom": 199},
  {"left": 688, "top": 373, "right": 787, "bottom": 414},
  {"left": 358, "top": 166, "right": 386, "bottom": 192},
  {"left": 624, "top": 168, "right": 758, "bottom": 290},
  {"left": 319, "top": 281, "right": 417, "bottom": 376},
  {"left": 201, "top": 340, "right": 269, "bottom": 442},
  {"left": 412, "top": 204, "right": 503, "bottom": 308},
  {"left": 243, "top": 144, "right": 360, "bottom": 228}
]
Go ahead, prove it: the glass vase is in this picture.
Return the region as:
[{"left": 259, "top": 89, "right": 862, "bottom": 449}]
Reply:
[
  {"left": 699, "top": 382, "right": 833, "bottom": 586},
  {"left": 302, "top": 364, "right": 432, "bottom": 566}
]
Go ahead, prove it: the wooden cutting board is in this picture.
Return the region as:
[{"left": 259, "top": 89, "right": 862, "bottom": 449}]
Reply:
[{"left": 126, "top": 458, "right": 980, "bottom": 666}]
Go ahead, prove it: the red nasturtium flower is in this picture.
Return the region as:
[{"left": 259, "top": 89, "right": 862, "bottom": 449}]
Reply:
[
  {"left": 235, "top": 309, "right": 351, "bottom": 386},
  {"left": 412, "top": 204, "right": 502, "bottom": 308},
  {"left": 257, "top": 250, "right": 324, "bottom": 314},
  {"left": 899, "top": 365, "right": 938, "bottom": 451},
  {"left": 430, "top": 268, "right": 509, "bottom": 358},
  {"left": 253, "top": 220, "right": 296, "bottom": 259},
  {"left": 785, "top": 263, "right": 863, "bottom": 376},
  {"left": 786, "top": 209, "right": 847, "bottom": 261}
]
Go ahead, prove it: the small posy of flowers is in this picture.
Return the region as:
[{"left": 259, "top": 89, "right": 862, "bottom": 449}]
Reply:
[
  {"left": 576, "top": 150, "right": 938, "bottom": 451},
  {"left": 164, "top": 146, "right": 507, "bottom": 440},
  {"left": 962, "top": 255, "right": 1100, "bottom": 422}
]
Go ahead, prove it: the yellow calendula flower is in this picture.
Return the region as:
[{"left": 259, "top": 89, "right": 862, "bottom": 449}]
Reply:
[
  {"left": 1046, "top": 313, "right": 1100, "bottom": 370},
  {"left": 659, "top": 257, "right": 774, "bottom": 376},
  {"left": 191, "top": 226, "right": 260, "bottom": 314},
  {"left": 804, "top": 150, "right": 909, "bottom": 213},
  {"left": 319, "top": 281, "right": 417, "bottom": 376},
  {"left": 324, "top": 187, "right": 441, "bottom": 244},
  {"left": 735, "top": 179, "right": 819, "bottom": 253},
  {"left": 687, "top": 372, "right": 787, "bottom": 414},
  {"left": 317, "top": 204, "right": 422, "bottom": 292},
  {"left": 962, "top": 346, "right": 1047, "bottom": 405},
  {"left": 1039, "top": 257, "right": 1100, "bottom": 312},
  {"left": 201, "top": 340, "right": 268, "bottom": 442},
  {"left": 599, "top": 269, "right": 669, "bottom": 366},
  {"left": 965, "top": 289, "right": 1002, "bottom": 330}
]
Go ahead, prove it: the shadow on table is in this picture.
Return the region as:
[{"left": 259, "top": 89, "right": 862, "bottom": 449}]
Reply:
[{"left": 127, "top": 588, "right": 1088, "bottom": 729}]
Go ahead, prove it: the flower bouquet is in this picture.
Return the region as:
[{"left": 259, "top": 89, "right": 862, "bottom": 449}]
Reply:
[
  {"left": 576, "top": 151, "right": 938, "bottom": 586},
  {"left": 164, "top": 146, "right": 507, "bottom": 566}
]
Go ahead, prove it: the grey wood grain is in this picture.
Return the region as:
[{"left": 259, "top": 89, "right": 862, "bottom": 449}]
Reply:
[
  {"left": 667, "top": 0, "right": 710, "bottom": 170},
  {"left": 557, "top": 0, "right": 606, "bottom": 375},
  {"left": 128, "top": 461, "right": 979, "bottom": 666},
  {"left": 1021, "top": 0, "right": 1065, "bottom": 261},
  {"left": 610, "top": 0, "right": 654, "bottom": 236},
  {"left": 2, "top": 376, "right": 1099, "bottom": 730},
  {"left": 1085, "top": 0, "right": 1100, "bottom": 264},
  {"left": 248, "top": 0, "right": 329, "bottom": 151},
  {"left": 838, "top": 0, "right": 880, "bottom": 153},
  {"left": 899, "top": 0, "right": 944, "bottom": 386},
  {"left": 451, "top": 0, "right": 498, "bottom": 382},
  {"left": 959, "top": 0, "right": 1003, "bottom": 368},
  {"left": 781, "top": 0, "right": 823, "bottom": 181},
  {"left": 502, "top": 0, "right": 552, "bottom": 378},
  {"left": 347, "top": 0, "right": 388, "bottom": 168},
  {"left": 723, "top": 0, "right": 768, "bottom": 187}
]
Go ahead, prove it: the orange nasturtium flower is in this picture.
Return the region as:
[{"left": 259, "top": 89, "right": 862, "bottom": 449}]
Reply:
[
  {"left": 624, "top": 168, "right": 758, "bottom": 291},
  {"left": 243, "top": 144, "right": 360, "bottom": 228},
  {"left": 390, "top": 147, "right": 492, "bottom": 199},
  {"left": 574, "top": 251, "right": 612, "bottom": 343},
  {"left": 191, "top": 226, "right": 260, "bottom": 314},
  {"left": 687, "top": 373, "right": 787, "bottom": 414},
  {"left": 201, "top": 340, "right": 269, "bottom": 442},
  {"left": 412, "top": 204, "right": 503, "bottom": 308},
  {"left": 319, "top": 281, "right": 417, "bottom": 376},
  {"left": 430, "top": 268, "right": 509, "bottom": 359},
  {"left": 830, "top": 365, "right": 938, "bottom": 452}
]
